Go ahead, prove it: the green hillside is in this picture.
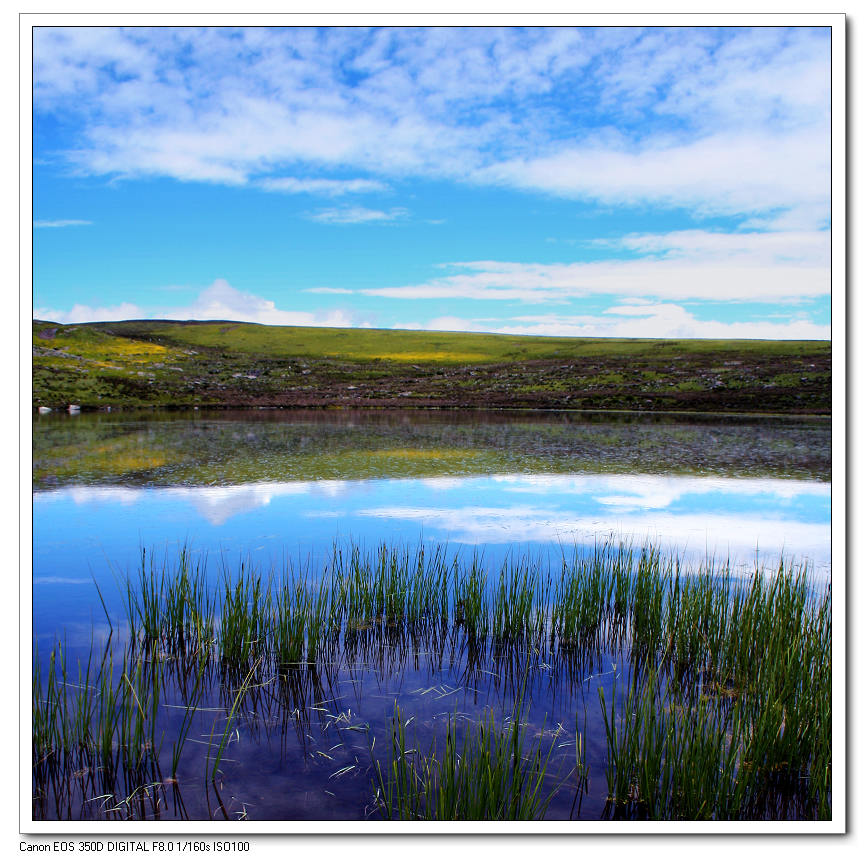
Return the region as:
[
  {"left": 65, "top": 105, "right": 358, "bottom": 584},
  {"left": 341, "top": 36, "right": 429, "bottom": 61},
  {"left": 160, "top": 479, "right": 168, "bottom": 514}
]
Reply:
[{"left": 32, "top": 319, "right": 831, "bottom": 414}]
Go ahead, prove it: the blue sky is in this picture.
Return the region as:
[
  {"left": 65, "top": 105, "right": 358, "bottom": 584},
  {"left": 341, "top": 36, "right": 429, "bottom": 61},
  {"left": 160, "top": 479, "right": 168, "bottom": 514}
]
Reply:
[{"left": 32, "top": 25, "right": 832, "bottom": 338}]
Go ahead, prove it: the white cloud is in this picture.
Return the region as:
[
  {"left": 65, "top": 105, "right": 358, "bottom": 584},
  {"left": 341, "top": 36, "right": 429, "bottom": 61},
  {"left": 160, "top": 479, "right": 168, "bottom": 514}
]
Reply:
[
  {"left": 33, "top": 27, "right": 830, "bottom": 227},
  {"left": 160, "top": 279, "right": 355, "bottom": 327},
  {"left": 257, "top": 177, "right": 389, "bottom": 196},
  {"left": 394, "top": 316, "right": 490, "bottom": 334},
  {"left": 370, "top": 257, "right": 827, "bottom": 302},
  {"left": 304, "top": 287, "right": 355, "bottom": 295},
  {"left": 367, "top": 228, "right": 829, "bottom": 304},
  {"left": 475, "top": 129, "right": 828, "bottom": 225},
  {"left": 34, "top": 280, "right": 358, "bottom": 328},
  {"left": 34, "top": 302, "right": 143, "bottom": 323},
  {"left": 34, "top": 219, "right": 92, "bottom": 228},
  {"left": 391, "top": 303, "right": 829, "bottom": 340},
  {"left": 600, "top": 228, "right": 829, "bottom": 260},
  {"left": 369, "top": 258, "right": 827, "bottom": 304},
  {"left": 307, "top": 206, "right": 408, "bottom": 224}
]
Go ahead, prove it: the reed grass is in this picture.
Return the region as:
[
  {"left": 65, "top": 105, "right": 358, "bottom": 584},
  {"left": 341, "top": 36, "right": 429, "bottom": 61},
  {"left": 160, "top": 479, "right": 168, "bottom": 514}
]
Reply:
[
  {"left": 119, "top": 547, "right": 215, "bottom": 657},
  {"left": 372, "top": 704, "right": 559, "bottom": 820},
  {"left": 597, "top": 561, "right": 831, "bottom": 820},
  {"left": 34, "top": 540, "right": 832, "bottom": 821}
]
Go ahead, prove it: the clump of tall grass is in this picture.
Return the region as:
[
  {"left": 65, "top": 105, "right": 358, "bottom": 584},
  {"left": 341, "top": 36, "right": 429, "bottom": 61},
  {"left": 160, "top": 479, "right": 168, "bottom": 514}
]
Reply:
[
  {"left": 217, "top": 561, "right": 265, "bottom": 667},
  {"left": 490, "top": 556, "right": 551, "bottom": 644},
  {"left": 34, "top": 641, "right": 160, "bottom": 765},
  {"left": 372, "top": 704, "right": 560, "bottom": 820},
  {"left": 271, "top": 577, "right": 319, "bottom": 665},
  {"left": 329, "top": 542, "right": 452, "bottom": 631},
  {"left": 599, "top": 666, "right": 741, "bottom": 819},
  {"left": 598, "top": 562, "right": 832, "bottom": 820},
  {"left": 453, "top": 555, "right": 488, "bottom": 637},
  {"left": 32, "top": 637, "right": 170, "bottom": 817},
  {"left": 119, "top": 547, "right": 215, "bottom": 657}
]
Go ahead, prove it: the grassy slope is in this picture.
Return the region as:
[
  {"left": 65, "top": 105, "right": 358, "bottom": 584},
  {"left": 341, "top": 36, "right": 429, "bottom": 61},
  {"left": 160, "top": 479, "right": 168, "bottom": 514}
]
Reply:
[
  {"left": 32, "top": 319, "right": 832, "bottom": 413},
  {"left": 80, "top": 319, "right": 827, "bottom": 361}
]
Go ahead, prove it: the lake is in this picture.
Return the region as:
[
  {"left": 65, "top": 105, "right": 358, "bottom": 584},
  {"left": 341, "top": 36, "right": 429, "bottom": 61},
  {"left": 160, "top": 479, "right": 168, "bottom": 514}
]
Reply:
[{"left": 31, "top": 409, "right": 832, "bottom": 822}]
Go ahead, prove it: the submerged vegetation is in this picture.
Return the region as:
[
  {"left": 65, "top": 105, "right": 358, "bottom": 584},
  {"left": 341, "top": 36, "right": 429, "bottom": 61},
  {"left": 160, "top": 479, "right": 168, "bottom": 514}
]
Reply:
[
  {"left": 33, "top": 542, "right": 831, "bottom": 821},
  {"left": 32, "top": 319, "right": 830, "bottom": 413}
]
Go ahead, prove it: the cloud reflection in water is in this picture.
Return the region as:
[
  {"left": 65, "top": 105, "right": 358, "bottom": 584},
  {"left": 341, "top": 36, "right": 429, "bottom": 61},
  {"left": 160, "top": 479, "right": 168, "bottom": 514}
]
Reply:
[{"left": 37, "top": 472, "right": 830, "bottom": 573}]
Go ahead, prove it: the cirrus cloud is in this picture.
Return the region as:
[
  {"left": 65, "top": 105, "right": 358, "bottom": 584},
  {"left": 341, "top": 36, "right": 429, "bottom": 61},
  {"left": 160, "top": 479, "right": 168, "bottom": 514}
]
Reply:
[
  {"left": 34, "top": 219, "right": 93, "bottom": 228},
  {"left": 257, "top": 177, "right": 389, "bottom": 196},
  {"left": 306, "top": 206, "right": 408, "bottom": 224}
]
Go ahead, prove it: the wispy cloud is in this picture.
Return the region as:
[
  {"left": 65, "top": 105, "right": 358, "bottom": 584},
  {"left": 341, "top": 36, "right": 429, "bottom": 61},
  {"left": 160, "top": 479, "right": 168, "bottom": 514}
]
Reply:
[
  {"left": 33, "top": 219, "right": 92, "bottom": 228},
  {"left": 364, "top": 229, "right": 829, "bottom": 304},
  {"left": 594, "top": 229, "right": 829, "bottom": 259},
  {"left": 307, "top": 206, "right": 408, "bottom": 224},
  {"left": 513, "top": 306, "right": 829, "bottom": 340},
  {"left": 257, "top": 177, "right": 389, "bottom": 196},
  {"left": 396, "top": 292, "right": 831, "bottom": 339},
  {"left": 392, "top": 306, "right": 829, "bottom": 341},
  {"left": 304, "top": 287, "right": 355, "bottom": 295}
]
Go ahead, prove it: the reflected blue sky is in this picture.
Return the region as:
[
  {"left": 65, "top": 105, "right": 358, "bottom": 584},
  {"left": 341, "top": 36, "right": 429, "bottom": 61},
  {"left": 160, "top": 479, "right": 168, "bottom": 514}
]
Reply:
[{"left": 34, "top": 471, "right": 831, "bottom": 641}]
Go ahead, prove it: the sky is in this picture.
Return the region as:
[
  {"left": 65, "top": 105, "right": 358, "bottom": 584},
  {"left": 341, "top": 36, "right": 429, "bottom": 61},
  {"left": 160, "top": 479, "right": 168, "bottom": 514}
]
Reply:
[{"left": 31, "top": 25, "right": 833, "bottom": 339}]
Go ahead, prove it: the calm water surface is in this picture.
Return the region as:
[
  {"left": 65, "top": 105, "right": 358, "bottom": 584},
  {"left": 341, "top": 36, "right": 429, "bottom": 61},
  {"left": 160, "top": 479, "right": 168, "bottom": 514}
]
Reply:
[
  {"left": 33, "top": 409, "right": 830, "bottom": 642},
  {"left": 31, "top": 409, "right": 831, "bottom": 821}
]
